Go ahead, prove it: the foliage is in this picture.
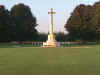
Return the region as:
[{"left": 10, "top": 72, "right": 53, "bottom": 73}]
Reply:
[
  {"left": 0, "top": 4, "right": 39, "bottom": 42},
  {"left": 1, "top": 2, "right": 100, "bottom": 42},
  {"left": 10, "top": 3, "right": 38, "bottom": 41},
  {"left": 65, "top": 4, "right": 96, "bottom": 41},
  {"left": 92, "top": 2, "right": 100, "bottom": 39},
  {"left": 55, "top": 32, "right": 68, "bottom": 42},
  {"left": 0, "top": 5, "right": 11, "bottom": 42},
  {"left": 37, "top": 33, "right": 47, "bottom": 42}
]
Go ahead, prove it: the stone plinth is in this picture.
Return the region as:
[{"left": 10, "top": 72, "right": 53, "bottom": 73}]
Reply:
[{"left": 43, "top": 34, "right": 57, "bottom": 47}]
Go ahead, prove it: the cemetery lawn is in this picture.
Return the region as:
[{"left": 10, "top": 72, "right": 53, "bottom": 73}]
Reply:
[{"left": 0, "top": 45, "right": 100, "bottom": 75}]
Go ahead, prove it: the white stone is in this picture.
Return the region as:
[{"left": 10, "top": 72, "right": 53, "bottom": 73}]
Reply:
[{"left": 42, "top": 8, "right": 59, "bottom": 47}]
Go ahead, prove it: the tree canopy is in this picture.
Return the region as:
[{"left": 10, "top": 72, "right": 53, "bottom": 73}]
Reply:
[
  {"left": 65, "top": 2, "right": 100, "bottom": 41},
  {"left": 0, "top": 5, "right": 10, "bottom": 42},
  {"left": 10, "top": 3, "right": 38, "bottom": 41},
  {"left": 0, "top": 3, "right": 38, "bottom": 42}
]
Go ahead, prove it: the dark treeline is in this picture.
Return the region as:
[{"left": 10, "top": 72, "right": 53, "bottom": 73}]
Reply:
[
  {"left": 0, "top": 3, "right": 68, "bottom": 42},
  {"left": 0, "top": 3, "right": 39, "bottom": 42},
  {"left": 1, "top": 2, "right": 100, "bottom": 42},
  {"left": 65, "top": 1, "right": 100, "bottom": 42}
]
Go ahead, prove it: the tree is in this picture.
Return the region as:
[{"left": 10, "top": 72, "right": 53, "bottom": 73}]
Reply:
[
  {"left": 38, "top": 33, "right": 47, "bottom": 42},
  {"left": 0, "top": 5, "right": 11, "bottom": 42},
  {"left": 92, "top": 2, "right": 100, "bottom": 39},
  {"left": 55, "top": 32, "right": 68, "bottom": 42},
  {"left": 65, "top": 4, "right": 95, "bottom": 41},
  {"left": 10, "top": 3, "right": 38, "bottom": 41}
]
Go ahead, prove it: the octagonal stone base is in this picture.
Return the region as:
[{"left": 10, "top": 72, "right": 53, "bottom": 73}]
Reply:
[{"left": 42, "top": 34, "right": 58, "bottom": 47}]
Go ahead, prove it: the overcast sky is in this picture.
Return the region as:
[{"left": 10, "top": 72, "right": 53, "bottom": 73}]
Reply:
[{"left": 0, "top": 0, "right": 99, "bottom": 33}]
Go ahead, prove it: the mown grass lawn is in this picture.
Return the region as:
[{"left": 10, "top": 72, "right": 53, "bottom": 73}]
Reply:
[{"left": 0, "top": 45, "right": 100, "bottom": 75}]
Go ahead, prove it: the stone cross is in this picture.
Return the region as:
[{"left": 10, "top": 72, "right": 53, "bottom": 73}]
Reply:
[
  {"left": 48, "top": 8, "right": 56, "bottom": 34},
  {"left": 42, "top": 8, "right": 58, "bottom": 47}
]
